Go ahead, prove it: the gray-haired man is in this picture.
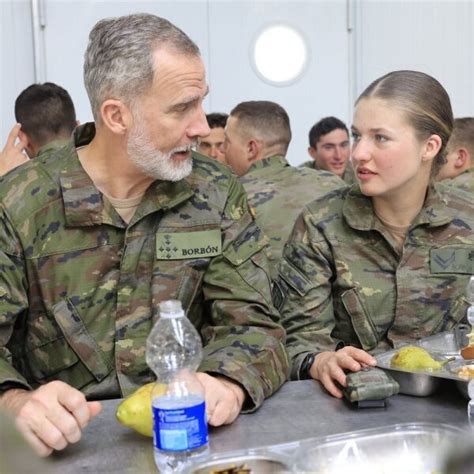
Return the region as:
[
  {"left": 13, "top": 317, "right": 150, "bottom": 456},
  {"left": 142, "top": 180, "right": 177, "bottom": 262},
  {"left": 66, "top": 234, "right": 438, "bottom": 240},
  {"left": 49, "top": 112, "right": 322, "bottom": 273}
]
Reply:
[{"left": 0, "top": 13, "right": 288, "bottom": 456}]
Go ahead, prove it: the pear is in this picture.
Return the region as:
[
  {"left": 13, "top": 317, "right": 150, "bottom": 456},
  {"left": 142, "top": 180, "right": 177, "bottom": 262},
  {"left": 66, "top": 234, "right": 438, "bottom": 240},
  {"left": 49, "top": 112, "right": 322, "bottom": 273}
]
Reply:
[
  {"left": 391, "top": 346, "right": 442, "bottom": 371},
  {"left": 116, "top": 383, "right": 166, "bottom": 437}
]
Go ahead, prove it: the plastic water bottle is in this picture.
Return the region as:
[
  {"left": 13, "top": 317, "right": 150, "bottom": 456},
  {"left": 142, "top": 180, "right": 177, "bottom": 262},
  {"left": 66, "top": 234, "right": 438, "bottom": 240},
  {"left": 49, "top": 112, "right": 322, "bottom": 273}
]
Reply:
[{"left": 146, "top": 300, "right": 209, "bottom": 473}]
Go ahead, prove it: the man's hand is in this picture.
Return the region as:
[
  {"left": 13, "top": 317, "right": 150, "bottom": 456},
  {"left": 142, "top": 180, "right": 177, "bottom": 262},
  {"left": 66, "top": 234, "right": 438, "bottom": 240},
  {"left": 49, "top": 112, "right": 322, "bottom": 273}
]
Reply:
[
  {"left": 0, "top": 124, "right": 29, "bottom": 175},
  {"left": 310, "top": 347, "right": 377, "bottom": 398},
  {"left": 196, "top": 373, "right": 245, "bottom": 426},
  {"left": 0, "top": 381, "right": 102, "bottom": 457}
]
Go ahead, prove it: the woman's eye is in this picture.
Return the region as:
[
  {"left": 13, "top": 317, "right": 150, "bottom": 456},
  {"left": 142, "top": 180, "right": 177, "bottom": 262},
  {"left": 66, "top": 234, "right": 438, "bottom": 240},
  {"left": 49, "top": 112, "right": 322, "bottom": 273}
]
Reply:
[
  {"left": 375, "top": 134, "right": 388, "bottom": 142},
  {"left": 351, "top": 133, "right": 360, "bottom": 142}
]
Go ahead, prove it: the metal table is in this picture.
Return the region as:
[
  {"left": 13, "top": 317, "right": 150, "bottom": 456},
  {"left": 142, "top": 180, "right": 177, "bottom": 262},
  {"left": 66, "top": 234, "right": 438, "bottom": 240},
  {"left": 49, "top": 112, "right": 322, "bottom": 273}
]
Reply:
[{"left": 46, "top": 379, "right": 468, "bottom": 473}]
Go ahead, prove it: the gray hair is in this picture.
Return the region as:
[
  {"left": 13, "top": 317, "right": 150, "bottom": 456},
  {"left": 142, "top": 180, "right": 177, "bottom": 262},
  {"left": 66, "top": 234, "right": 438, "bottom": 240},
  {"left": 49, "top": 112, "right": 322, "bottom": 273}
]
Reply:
[{"left": 84, "top": 13, "right": 200, "bottom": 121}]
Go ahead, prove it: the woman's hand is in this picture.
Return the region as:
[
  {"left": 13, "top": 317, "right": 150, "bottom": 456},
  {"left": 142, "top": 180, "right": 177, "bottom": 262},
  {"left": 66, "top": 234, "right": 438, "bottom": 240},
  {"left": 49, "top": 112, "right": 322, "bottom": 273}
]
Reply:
[{"left": 309, "top": 347, "right": 377, "bottom": 398}]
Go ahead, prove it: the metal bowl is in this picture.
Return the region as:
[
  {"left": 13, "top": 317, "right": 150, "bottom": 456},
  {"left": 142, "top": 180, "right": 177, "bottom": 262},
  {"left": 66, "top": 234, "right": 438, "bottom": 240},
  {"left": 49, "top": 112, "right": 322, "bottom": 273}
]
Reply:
[{"left": 296, "top": 423, "right": 464, "bottom": 474}]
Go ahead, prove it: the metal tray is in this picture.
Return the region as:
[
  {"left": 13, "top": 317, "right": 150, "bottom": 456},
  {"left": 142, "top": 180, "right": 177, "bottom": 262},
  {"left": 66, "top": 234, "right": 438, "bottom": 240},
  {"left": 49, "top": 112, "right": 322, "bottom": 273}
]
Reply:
[
  {"left": 187, "top": 423, "right": 464, "bottom": 473},
  {"left": 376, "top": 331, "right": 469, "bottom": 396},
  {"left": 188, "top": 453, "right": 291, "bottom": 473},
  {"left": 295, "top": 423, "right": 464, "bottom": 474}
]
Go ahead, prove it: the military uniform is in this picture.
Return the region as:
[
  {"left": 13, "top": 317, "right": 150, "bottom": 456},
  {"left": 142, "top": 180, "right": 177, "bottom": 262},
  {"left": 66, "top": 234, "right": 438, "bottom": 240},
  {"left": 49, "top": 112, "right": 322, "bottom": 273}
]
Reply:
[
  {"left": 274, "top": 184, "right": 473, "bottom": 380},
  {"left": 0, "top": 123, "right": 289, "bottom": 410},
  {"left": 240, "top": 155, "right": 344, "bottom": 279},
  {"left": 442, "top": 168, "right": 474, "bottom": 193},
  {"left": 36, "top": 139, "right": 69, "bottom": 159},
  {"left": 300, "top": 159, "right": 356, "bottom": 185}
]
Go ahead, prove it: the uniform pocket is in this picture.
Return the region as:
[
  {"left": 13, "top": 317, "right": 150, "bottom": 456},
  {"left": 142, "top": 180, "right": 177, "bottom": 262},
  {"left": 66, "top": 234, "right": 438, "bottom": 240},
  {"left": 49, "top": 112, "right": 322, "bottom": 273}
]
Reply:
[
  {"left": 341, "top": 288, "right": 379, "bottom": 351},
  {"left": 52, "top": 299, "right": 113, "bottom": 382},
  {"left": 26, "top": 336, "right": 80, "bottom": 380}
]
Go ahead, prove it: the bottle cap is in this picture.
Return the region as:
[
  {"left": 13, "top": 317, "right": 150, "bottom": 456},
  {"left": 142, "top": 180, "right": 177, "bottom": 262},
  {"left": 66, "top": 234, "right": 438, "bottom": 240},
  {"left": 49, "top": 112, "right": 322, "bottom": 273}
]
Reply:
[{"left": 159, "top": 300, "right": 185, "bottom": 319}]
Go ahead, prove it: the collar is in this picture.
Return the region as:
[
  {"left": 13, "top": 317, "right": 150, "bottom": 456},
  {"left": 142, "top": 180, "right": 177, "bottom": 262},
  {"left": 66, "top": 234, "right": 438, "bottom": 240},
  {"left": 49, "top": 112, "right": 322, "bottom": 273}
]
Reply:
[
  {"left": 342, "top": 185, "right": 453, "bottom": 232},
  {"left": 246, "top": 155, "right": 289, "bottom": 174},
  {"left": 36, "top": 139, "right": 70, "bottom": 159},
  {"left": 60, "top": 123, "right": 194, "bottom": 228}
]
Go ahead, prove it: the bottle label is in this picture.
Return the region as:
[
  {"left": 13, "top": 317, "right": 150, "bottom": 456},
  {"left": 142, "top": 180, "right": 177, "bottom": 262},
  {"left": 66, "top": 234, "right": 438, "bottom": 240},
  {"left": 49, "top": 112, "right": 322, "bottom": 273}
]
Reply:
[{"left": 153, "top": 400, "right": 208, "bottom": 452}]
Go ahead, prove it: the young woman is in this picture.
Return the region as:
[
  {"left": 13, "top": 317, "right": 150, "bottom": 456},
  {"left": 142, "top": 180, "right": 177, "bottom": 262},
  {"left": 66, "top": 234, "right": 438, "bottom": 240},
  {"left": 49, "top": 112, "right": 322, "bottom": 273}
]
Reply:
[{"left": 275, "top": 70, "right": 473, "bottom": 398}]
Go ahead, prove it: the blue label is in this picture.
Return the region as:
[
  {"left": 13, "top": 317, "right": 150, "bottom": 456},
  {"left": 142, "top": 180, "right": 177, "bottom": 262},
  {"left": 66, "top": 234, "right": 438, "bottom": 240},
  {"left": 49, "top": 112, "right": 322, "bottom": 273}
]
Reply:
[{"left": 152, "top": 400, "right": 208, "bottom": 452}]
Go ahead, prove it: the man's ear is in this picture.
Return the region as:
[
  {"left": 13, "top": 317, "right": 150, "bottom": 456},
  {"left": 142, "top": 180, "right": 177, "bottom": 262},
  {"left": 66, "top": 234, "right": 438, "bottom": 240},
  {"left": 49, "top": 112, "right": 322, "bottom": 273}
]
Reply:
[
  {"left": 100, "top": 99, "right": 132, "bottom": 135},
  {"left": 308, "top": 146, "right": 317, "bottom": 159},
  {"left": 421, "top": 134, "right": 442, "bottom": 162},
  {"left": 247, "top": 139, "right": 261, "bottom": 162},
  {"left": 453, "top": 148, "right": 468, "bottom": 169},
  {"left": 17, "top": 129, "right": 35, "bottom": 158}
]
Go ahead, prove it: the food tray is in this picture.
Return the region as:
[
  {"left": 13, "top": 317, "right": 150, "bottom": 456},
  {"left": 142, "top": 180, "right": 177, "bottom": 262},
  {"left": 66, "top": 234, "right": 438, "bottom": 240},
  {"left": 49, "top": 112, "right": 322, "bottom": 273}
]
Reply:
[
  {"left": 187, "top": 423, "right": 464, "bottom": 473},
  {"left": 295, "top": 423, "right": 464, "bottom": 474},
  {"left": 376, "top": 330, "right": 470, "bottom": 396}
]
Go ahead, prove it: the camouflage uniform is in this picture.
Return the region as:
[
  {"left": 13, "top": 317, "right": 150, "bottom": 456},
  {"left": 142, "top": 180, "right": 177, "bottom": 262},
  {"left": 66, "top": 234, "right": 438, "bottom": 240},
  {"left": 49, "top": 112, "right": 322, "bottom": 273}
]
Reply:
[
  {"left": 274, "top": 184, "right": 473, "bottom": 380},
  {"left": 240, "top": 155, "right": 344, "bottom": 279},
  {"left": 300, "top": 159, "right": 356, "bottom": 185},
  {"left": 442, "top": 168, "right": 474, "bottom": 193},
  {"left": 36, "top": 139, "right": 69, "bottom": 159},
  {"left": 0, "top": 123, "right": 289, "bottom": 410}
]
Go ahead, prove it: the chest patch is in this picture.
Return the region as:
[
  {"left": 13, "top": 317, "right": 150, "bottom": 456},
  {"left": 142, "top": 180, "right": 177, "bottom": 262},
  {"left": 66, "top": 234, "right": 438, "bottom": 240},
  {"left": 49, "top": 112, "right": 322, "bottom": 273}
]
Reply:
[
  {"left": 430, "top": 247, "right": 474, "bottom": 274},
  {"left": 156, "top": 230, "right": 222, "bottom": 260}
]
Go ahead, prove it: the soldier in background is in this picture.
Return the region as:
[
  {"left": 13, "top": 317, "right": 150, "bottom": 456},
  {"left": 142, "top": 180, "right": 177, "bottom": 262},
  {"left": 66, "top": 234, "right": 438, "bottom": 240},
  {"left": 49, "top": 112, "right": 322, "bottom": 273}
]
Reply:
[
  {"left": 436, "top": 117, "right": 473, "bottom": 193},
  {"left": 0, "top": 13, "right": 288, "bottom": 457},
  {"left": 0, "top": 82, "right": 77, "bottom": 176},
  {"left": 224, "top": 100, "right": 344, "bottom": 279},
  {"left": 302, "top": 116, "right": 355, "bottom": 184},
  {"left": 198, "top": 112, "right": 228, "bottom": 164},
  {"left": 275, "top": 71, "right": 473, "bottom": 397}
]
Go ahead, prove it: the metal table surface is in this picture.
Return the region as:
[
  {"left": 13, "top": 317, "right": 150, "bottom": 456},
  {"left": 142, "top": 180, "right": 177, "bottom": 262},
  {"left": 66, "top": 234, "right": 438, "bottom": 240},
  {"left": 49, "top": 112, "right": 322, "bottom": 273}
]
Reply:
[{"left": 46, "top": 379, "right": 468, "bottom": 473}]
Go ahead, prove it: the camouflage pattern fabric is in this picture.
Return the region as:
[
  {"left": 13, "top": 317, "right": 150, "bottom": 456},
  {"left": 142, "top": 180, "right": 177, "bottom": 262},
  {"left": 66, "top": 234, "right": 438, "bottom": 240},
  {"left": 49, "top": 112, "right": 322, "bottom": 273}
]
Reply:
[
  {"left": 299, "top": 159, "right": 356, "bottom": 185},
  {"left": 0, "top": 123, "right": 289, "bottom": 411},
  {"left": 240, "top": 155, "right": 344, "bottom": 280},
  {"left": 35, "top": 139, "right": 69, "bottom": 159},
  {"left": 274, "top": 184, "right": 474, "bottom": 380},
  {"left": 343, "top": 367, "right": 399, "bottom": 402},
  {"left": 442, "top": 168, "right": 474, "bottom": 193}
]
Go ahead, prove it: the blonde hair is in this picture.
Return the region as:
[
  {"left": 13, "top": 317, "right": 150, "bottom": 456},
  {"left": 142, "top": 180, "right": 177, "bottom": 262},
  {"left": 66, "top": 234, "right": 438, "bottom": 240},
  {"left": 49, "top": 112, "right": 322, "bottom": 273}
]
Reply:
[{"left": 357, "top": 70, "right": 453, "bottom": 177}]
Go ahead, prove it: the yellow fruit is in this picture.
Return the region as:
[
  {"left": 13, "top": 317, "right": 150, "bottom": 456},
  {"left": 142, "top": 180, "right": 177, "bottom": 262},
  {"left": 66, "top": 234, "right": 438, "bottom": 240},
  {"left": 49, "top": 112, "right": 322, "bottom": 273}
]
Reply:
[
  {"left": 116, "top": 383, "right": 166, "bottom": 437},
  {"left": 391, "top": 346, "right": 442, "bottom": 371}
]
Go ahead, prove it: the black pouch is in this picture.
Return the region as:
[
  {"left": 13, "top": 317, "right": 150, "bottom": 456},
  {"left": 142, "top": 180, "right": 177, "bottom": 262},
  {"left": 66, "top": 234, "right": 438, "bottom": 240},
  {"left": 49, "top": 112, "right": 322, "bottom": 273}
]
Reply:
[{"left": 343, "top": 367, "right": 399, "bottom": 407}]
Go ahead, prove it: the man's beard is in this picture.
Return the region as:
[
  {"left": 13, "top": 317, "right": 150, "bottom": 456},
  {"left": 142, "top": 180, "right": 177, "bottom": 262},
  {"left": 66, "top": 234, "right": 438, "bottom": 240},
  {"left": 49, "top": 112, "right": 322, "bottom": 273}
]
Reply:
[{"left": 127, "top": 120, "right": 196, "bottom": 182}]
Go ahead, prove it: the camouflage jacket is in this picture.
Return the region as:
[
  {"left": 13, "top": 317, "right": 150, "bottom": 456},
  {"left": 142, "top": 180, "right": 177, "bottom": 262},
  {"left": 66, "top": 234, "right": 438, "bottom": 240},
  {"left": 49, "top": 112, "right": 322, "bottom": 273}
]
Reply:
[
  {"left": 36, "top": 139, "right": 69, "bottom": 159},
  {"left": 240, "top": 155, "right": 344, "bottom": 279},
  {"left": 443, "top": 168, "right": 474, "bottom": 194},
  {"left": 274, "top": 184, "right": 473, "bottom": 380},
  {"left": 299, "top": 159, "right": 356, "bottom": 185},
  {"left": 0, "top": 123, "right": 289, "bottom": 410}
]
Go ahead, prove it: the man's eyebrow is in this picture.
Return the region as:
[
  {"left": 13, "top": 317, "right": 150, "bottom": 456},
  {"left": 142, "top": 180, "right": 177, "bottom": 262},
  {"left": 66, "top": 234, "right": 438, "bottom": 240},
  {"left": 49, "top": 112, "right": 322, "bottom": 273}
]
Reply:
[{"left": 169, "top": 86, "right": 210, "bottom": 111}]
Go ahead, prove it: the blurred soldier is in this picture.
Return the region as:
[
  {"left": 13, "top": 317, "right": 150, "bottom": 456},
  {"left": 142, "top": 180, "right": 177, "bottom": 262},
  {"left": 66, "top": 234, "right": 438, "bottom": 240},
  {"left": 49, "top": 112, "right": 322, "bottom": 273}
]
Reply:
[
  {"left": 436, "top": 117, "right": 473, "bottom": 192},
  {"left": 198, "top": 112, "right": 228, "bottom": 163},
  {"left": 224, "top": 100, "right": 344, "bottom": 279},
  {"left": 0, "top": 83, "right": 77, "bottom": 176},
  {"left": 302, "top": 116, "right": 355, "bottom": 184},
  {"left": 0, "top": 13, "right": 288, "bottom": 457},
  {"left": 276, "top": 71, "right": 473, "bottom": 397}
]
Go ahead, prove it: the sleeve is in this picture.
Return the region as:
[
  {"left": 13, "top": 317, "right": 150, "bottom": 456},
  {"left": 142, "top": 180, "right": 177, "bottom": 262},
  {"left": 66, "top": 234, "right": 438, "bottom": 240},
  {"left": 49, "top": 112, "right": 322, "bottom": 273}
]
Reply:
[
  {"left": 0, "top": 205, "right": 31, "bottom": 389},
  {"left": 273, "top": 209, "right": 338, "bottom": 380},
  {"left": 198, "top": 176, "right": 289, "bottom": 412}
]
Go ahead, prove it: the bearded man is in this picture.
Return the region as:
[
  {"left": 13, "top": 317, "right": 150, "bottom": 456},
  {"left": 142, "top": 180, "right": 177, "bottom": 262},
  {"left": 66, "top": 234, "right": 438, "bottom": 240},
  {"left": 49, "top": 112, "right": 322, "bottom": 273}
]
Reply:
[{"left": 0, "top": 13, "right": 288, "bottom": 457}]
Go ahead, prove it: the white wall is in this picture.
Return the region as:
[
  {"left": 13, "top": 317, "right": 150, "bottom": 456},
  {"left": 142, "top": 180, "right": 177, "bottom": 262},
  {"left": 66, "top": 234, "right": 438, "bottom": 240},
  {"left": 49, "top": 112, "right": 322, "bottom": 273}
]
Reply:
[
  {"left": 1, "top": 0, "right": 36, "bottom": 141},
  {"left": 1, "top": 0, "right": 473, "bottom": 165},
  {"left": 353, "top": 0, "right": 474, "bottom": 118}
]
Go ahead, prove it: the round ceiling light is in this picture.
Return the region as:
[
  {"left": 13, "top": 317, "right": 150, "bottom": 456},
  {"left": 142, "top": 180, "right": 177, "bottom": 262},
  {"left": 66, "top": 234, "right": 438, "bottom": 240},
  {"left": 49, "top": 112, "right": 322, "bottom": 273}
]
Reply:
[{"left": 252, "top": 24, "right": 309, "bottom": 86}]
